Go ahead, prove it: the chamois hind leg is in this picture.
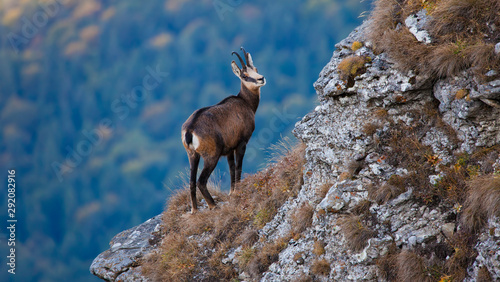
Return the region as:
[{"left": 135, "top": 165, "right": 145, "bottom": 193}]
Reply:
[
  {"left": 197, "top": 156, "right": 218, "bottom": 209},
  {"left": 188, "top": 152, "right": 200, "bottom": 214},
  {"left": 235, "top": 142, "right": 247, "bottom": 183},
  {"left": 227, "top": 151, "right": 236, "bottom": 195}
]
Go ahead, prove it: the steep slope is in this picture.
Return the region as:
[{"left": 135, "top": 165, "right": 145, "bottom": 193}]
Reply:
[{"left": 91, "top": 16, "right": 500, "bottom": 282}]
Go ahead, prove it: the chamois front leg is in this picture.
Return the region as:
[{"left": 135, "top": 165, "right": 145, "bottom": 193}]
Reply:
[
  {"left": 228, "top": 151, "right": 236, "bottom": 195},
  {"left": 197, "top": 156, "right": 218, "bottom": 209},
  {"left": 189, "top": 152, "right": 200, "bottom": 214},
  {"left": 235, "top": 142, "right": 247, "bottom": 183}
]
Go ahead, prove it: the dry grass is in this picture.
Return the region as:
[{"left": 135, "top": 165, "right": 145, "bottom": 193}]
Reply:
[
  {"left": 396, "top": 250, "right": 434, "bottom": 282},
  {"left": 316, "top": 183, "right": 333, "bottom": 200},
  {"left": 461, "top": 174, "right": 500, "bottom": 233},
  {"left": 368, "top": 0, "right": 500, "bottom": 78},
  {"left": 376, "top": 239, "right": 476, "bottom": 281},
  {"left": 376, "top": 243, "right": 399, "bottom": 281},
  {"left": 352, "top": 199, "right": 372, "bottom": 216},
  {"left": 290, "top": 202, "right": 314, "bottom": 235},
  {"left": 312, "top": 240, "right": 326, "bottom": 256},
  {"left": 477, "top": 266, "right": 493, "bottom": 281},
  {"left": 368, "top": 182, "right": 406, "bottom": 204},
  {"left": 339, "top": 214, "right": 377, "bottom": 252},
  {"left": 246, "top": 235, "right": 290, "bottom": 279},
  {"left": 143, "top": 141, "right": 306, "bottom": 281},
  {"left": 362, "top": 122, "right": 380, "bottom": 136},
  {"left": 445, "top": 230, "right": 478, "bottom": 281},
  {"left": 310, "top": 258, "right": 331, "bottom": 276}
]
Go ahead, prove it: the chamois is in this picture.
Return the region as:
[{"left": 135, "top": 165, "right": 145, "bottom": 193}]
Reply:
[{"left": 181, "top": 47, "right": 266, "bottom": 214}]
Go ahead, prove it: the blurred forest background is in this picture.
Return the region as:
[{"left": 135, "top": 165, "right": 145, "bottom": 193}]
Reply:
[{"left": 0, "top": 0, "right": 371, "bottom": 281}]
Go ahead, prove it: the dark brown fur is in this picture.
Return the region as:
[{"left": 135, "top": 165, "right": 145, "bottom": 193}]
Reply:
[{"left": 181, "top": 48, "right": 265, "bottom": 213}]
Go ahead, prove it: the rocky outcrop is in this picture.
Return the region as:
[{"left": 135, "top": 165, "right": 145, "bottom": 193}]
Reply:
[
  {"left": 91, "top": 19, "right": 500, "bottom": 281},
  {"left": 90, "top": 215, "right": 162, "bottom": 281},
  {"left": 261, "top": 19, "right": 500, "bottom": 281}
]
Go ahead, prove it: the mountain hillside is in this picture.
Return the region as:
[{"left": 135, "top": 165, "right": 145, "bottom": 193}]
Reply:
[{"left": 91, "top": 0, "right": 500, "bottom": 281}]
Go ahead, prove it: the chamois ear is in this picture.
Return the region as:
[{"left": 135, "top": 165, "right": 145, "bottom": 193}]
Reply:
[
  {"left": 231, "top": 60, "right": 241, "bottom": 77},
  {"left": 246, "top": 52, "right": 255, "bottom": 69}
]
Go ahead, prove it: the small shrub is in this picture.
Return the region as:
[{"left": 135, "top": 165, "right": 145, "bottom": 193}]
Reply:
[
  {"left": 351, "top": 41, "right": 363, "bottom": 51},
  {"left": 310, "top": 258, "right": 331, "bottom": 276},
  {"left": 337, "top": 55, "right": 368, "bottom": 86},
  {"left": 339, "top": 214, "right": 377, "bottom": 252}
]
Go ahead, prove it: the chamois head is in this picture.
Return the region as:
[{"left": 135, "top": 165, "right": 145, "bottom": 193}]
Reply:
[{"left": 231, "top": 47, "right": 266, "bottom": 91}]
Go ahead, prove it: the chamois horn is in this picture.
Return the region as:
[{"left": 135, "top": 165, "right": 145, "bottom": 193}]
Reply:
[
  {"left": 240, "top": 47, "right": 251, "bottom": 67},
  {"left": 232, "top": 51, "right": 246, "bottom": 70}
]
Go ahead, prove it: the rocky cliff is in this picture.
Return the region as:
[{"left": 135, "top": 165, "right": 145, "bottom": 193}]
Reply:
[{"left": 91, "top": 16, "right": 500, "bottom": 282}]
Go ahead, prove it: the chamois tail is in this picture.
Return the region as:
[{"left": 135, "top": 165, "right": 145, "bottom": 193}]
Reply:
[{"left": 185, "top": 130, "right": 193, "bottom": 146}]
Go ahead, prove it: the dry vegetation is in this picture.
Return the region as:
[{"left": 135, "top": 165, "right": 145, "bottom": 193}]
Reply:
[
  {"left": 339, "top": 214, "right": 377, "bottom": 252},
  {"left": 338, "top": 55, "right": 370, "bottom": 87},
  {"left": 368, "top": 0, "right": 500, "bottom": 78},
  {"left": 366, "top": 101, "right": 500, "bottom": 279},
  {"left": 367, "top": 105, "right": 500, "bottom": 207},
  {"left": 143, "top": 140, "right": 306, "bottom": 281},
  {"left": 312, "top": 240, "right": 326, "bottom": 256},
  {"left": 461, "top": 174, "right": 500, "bottom": 233},
  {"left": 310, "top": 258, "right": 331, "bottom": 276},
  {"left": 290, "top": 202, "right": 315, "bottom": 235}
]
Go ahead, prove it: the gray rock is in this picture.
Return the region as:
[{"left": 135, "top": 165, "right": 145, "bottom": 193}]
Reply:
[
  {"left": 90, "top": 215, "right": 162, "bottom": 281},
  {"left": 405, "top": 10, "right": 432, "bottom": 44}
]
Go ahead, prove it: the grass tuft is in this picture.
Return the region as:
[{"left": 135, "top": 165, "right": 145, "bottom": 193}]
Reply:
[
  {"left": 339, "top": 214, "right": 377, "bottom": 252},
  {"left": 396, "top": 250, "right": 434, "bottom": 282},
  {"left": 290, "top": 202, "right": 314, "bottom": 235},
  {"left": 310, "top": 258, "right": 331, "bottom": 276},
  {"left": 312, "top": 240, "right": 326, "bottom": 256},
  {"left": 461, "top": 174, "right": 500, "bottom": 233}
]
